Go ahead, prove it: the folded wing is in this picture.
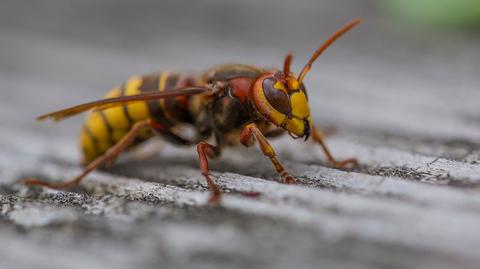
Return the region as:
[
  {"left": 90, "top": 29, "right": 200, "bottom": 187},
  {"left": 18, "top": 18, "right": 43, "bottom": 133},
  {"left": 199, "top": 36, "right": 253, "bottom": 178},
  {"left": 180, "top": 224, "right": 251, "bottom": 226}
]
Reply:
[{"left": 37, "top": 87, "right": 206, "bottom": 121}]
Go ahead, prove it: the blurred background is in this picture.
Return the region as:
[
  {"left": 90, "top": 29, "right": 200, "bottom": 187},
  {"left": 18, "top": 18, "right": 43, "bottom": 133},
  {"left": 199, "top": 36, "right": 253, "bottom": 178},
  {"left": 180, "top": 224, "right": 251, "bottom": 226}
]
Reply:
[
  {"left": 1, "top": 1, "right": 480, "bottom": 269},
  {"left": 1, "top": 0, "right": 479, "bottom": 154}
]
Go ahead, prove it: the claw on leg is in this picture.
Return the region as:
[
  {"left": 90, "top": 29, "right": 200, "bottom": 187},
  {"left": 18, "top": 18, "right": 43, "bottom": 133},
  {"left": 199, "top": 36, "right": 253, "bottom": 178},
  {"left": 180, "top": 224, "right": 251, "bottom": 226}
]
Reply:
[{"left": 311, "top": 125, "right": 358, "bottom": 168}]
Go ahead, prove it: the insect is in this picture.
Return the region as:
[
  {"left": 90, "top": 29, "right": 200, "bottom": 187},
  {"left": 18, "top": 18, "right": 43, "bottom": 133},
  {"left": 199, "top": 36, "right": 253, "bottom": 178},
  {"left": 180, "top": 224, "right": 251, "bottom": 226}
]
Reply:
[{"left": 25, "top": 19, "right": 361, "bottom": 204}]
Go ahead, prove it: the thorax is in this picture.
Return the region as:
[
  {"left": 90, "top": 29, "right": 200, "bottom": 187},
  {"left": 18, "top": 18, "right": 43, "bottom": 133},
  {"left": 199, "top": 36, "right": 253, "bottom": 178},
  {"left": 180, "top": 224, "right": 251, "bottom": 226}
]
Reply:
[{"left": 189, "top": 64, "right": 269, "bottom": 146}]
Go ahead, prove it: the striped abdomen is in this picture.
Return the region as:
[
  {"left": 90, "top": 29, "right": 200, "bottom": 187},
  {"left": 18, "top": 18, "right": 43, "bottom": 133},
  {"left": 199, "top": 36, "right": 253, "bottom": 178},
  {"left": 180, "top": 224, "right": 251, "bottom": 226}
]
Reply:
[{"left": 79, "top": 71, "right": 196, "bottom": 164}]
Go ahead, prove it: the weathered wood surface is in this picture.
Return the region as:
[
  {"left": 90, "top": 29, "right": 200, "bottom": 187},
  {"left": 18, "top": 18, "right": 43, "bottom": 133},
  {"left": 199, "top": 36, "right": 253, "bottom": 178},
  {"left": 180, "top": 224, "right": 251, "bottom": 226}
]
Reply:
[{"left": 0, "top": 1, "right": 479, "bottom": 268}]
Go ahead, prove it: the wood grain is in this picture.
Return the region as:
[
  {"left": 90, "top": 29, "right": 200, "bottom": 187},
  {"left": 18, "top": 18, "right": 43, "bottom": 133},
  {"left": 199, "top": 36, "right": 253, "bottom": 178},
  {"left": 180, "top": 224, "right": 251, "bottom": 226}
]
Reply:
[{"left": 0, "top": 1, "right": 479, "bottom": 268}]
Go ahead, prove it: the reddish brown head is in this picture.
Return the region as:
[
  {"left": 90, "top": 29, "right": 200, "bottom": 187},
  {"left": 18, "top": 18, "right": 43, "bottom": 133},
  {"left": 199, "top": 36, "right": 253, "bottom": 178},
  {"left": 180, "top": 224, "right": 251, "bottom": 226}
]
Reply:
[{"left": 250, "top": 19, "right": 361, "bottom": 140}]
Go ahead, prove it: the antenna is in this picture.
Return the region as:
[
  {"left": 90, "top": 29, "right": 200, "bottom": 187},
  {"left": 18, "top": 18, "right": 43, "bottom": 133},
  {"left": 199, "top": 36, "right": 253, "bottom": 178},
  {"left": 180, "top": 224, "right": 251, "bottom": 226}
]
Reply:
[
  {"left": 283, "top": 53, "right": 293, "bottom": 79},
  {"left": 297, "top": 18, "right": 361, "bottom": 83}
]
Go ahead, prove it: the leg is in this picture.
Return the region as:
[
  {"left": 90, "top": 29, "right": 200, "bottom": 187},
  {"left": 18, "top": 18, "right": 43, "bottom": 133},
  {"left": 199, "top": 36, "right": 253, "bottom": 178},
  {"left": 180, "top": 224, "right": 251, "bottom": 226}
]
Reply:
[
  {"left": 240, "top": 123, "right": 296, "bottom": 184},
  {"left": 311, "top": 125, "right": 357, "bottom": 168},
  {"left": 150, "top": 119, "right": 194, "bottom": 146},
  {"left": 264, "top": 128, "right": 286, "bottom": 138},
  {"left": 196, "top": 141, "right": 222, "bottom": 204},
  {"left": 24, "top": 119, "right": 152, "bottom": 189}
]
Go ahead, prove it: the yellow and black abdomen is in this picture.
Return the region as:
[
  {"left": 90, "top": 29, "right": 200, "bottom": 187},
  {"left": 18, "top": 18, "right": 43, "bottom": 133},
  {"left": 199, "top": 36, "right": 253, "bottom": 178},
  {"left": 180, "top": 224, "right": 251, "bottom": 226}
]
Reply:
[{"left": 79, "top": 71, "right": 195, "bottom": 164}]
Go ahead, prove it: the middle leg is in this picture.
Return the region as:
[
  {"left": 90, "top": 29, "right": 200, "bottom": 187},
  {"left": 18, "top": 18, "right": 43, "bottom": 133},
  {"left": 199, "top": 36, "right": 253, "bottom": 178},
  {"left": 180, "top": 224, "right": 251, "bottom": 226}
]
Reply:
[{"left": 196, "top": 141, "right": 222, "bottom": 204}]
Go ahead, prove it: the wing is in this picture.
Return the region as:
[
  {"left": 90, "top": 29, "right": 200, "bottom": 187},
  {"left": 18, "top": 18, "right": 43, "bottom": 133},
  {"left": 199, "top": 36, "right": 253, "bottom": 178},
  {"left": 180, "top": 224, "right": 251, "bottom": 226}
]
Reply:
[{"left": 37, "top": 87, "right": 207, "bottom": 122}]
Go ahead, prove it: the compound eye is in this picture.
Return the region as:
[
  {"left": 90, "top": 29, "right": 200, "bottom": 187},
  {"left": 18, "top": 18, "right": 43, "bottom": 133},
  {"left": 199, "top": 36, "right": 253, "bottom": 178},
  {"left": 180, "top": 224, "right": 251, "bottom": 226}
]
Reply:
[{"left": 262, "top": 77, "right": 291, "bottom": 114}]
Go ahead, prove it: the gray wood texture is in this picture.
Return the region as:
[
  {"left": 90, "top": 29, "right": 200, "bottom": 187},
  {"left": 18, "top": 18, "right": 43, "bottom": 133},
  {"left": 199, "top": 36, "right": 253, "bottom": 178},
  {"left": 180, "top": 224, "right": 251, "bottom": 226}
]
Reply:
[{"left": 0, "top": 1, "right": 479, "bottom": 268}]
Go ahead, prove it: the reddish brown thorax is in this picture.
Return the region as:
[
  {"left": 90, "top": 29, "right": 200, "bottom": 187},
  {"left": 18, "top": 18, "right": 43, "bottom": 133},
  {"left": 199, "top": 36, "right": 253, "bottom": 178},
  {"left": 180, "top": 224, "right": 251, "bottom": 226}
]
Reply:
[{"left": 229, "top": 77, "right": 255, "bottom": 103}]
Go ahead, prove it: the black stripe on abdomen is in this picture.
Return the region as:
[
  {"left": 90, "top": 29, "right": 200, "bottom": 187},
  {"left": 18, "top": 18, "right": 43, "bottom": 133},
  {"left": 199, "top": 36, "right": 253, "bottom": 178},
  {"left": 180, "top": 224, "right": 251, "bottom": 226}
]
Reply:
[
  {"left": 139, "top": 73, "right": 173, "bottom": 126},
  {"left": 97, "top": 110, "right": 115, "bottom": 145},
  {"left": 119, "top": 84, "right": 134, "bottom": 126},
  {"left": 164, "top": 74, "right": 194, "bottom": 123},
  {"left": 83, "top": 125, "right": 100, "bottom": 156}
]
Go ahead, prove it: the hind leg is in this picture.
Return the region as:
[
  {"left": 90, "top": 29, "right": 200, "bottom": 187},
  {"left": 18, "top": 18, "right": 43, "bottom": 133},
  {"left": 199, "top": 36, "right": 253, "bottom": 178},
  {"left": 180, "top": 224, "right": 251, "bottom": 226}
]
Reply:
[
  {"left": 311, "top": 125, "right": 357, "bottom": 168},
  {"left": 24, "top": 119, "right": 152, "bottom": 189}
]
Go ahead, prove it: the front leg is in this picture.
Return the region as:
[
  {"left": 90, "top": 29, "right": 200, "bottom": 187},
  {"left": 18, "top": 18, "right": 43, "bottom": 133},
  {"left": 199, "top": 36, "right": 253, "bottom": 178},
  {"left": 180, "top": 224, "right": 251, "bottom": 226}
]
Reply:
[
  {"left": 311, "top": 125, "right": 357, "bottom": 168},
  {"left": 240, "top": 123, "right": 296, "bottom": 184}
]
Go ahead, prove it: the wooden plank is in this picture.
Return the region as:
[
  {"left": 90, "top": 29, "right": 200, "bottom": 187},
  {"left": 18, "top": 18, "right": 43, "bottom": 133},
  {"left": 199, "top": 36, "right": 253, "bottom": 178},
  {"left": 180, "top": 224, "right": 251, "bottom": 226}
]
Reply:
[{"left": 1, "top": 0, "right": 480, "bottom": 268}]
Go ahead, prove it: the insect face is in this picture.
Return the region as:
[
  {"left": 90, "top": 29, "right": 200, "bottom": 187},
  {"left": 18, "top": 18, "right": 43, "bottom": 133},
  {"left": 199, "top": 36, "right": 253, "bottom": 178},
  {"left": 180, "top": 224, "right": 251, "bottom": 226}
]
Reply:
[
  {"left": 251, "top": 18, "right": 362, "bottom": 141},
  {"left": 252, "top": 72, "right": 312, "bottom": 140}
]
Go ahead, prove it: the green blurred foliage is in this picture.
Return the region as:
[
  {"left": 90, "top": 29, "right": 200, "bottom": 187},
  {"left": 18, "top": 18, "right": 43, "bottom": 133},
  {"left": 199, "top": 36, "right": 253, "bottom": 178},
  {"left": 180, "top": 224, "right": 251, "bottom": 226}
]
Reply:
[{"left": 382, "top": 0, "right": 480, "bottom": 28}]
